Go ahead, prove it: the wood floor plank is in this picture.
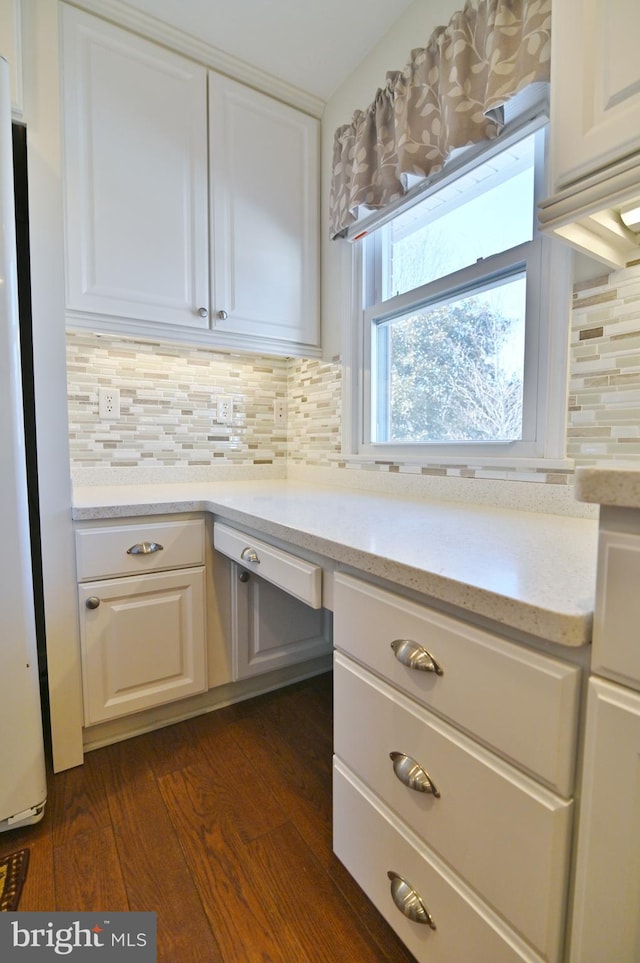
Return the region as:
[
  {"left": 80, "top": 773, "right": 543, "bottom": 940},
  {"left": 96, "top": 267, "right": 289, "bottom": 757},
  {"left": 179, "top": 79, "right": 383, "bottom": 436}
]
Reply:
[
  {"left": 227, "top": 701, "right": 335, "bottom": 869},
  {"left": 53, "top": 825, "right": 129, "bottom": 912},
  {"left": 99, "top": 739, "right": 224, "bottom": 963},
  {"left": 158, "top": 771, "right": 314, "bottom": 963},
  {"left": 165, "top": 724, "right": 288, "bottom": 844},
  {"left": 246, "top": 818, "right": 408, "bottom": 963},
  {"left": 49, "top": 749, "right": 112, "bottom": 847}
]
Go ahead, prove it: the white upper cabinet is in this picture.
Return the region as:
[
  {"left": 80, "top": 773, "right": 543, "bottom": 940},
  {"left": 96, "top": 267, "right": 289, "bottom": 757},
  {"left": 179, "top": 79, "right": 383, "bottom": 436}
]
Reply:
[
  {"left": 549, "top": 0, "right": 640, "bottom": 191},
  {"left": 61, "top": 5, "right": 209, "bottom": 329},
  {"left": 208, "top": 73, "right": 319, "bottom": 353},
  {"left": 60, "top": 5, "right": 321, "bottom": 356},
  {"left": 539, "top": 0, "right": 640, "bottom": 267}
]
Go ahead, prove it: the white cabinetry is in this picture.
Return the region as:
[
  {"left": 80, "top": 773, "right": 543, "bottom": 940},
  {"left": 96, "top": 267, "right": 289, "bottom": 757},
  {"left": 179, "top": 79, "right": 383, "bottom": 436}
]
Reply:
[
  {"left": 569, "top": 679, "right": 640, "bottom": 963},
  {"left": 568, "top": 504, "right": 640, "bottom": 963},
  {"left": 548, "top": 0, "right": 640, "bottom": 191},
  {"left": 60, "top": 5, "right": 320, "bottom": 356},
  {"left": 209, "top": 74, "right": 319, "bottom": 353},
  {"left": 76, "top": 518, "right": 207, "bottom": 725},
  {"left": 61, "top": 5, "right": 209, "bottom": 330},
  {"left": 539, "top": 0, "right": 640, "bottom": 267},
  {"left": 333, "top": 572, "right": 582, "bottom": 962},
  {"left": 214, "top": 521, "right": 331, "bottom": 679}
]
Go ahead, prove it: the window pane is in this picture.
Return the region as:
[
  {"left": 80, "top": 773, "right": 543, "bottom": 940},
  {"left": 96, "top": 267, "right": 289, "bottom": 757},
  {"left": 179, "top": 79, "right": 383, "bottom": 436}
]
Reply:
[
  {"left": 373, "top": 276, "right": 526, "bottom": 444},
  {"left": 384, "top": 134, "right": 536, "bottom": 299}
]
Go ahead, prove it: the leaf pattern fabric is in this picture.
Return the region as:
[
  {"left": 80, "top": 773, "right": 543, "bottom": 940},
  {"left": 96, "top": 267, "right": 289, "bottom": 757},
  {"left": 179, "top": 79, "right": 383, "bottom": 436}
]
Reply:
[{"left": 329, "top": 0, "right": 551, "bottom": 238}]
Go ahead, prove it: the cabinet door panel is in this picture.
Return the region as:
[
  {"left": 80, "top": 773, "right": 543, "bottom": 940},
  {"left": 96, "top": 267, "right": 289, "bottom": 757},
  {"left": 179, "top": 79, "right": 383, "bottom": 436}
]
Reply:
[
  {"left": 79, "top": 568, "right": 207, "bottom": 724},
  {"left": 62, "top": 5, "right": 209, "bottom": 327},
  {"left": 231, "top": 564, "right": 330, "bottom": 679},
  {"left": 569, "top": 678, "right": 640, "bottom": 963},
  {"left": 209, "top": 73, "right": 319, "bottom": 349},
  {"left": 550, "top": 0, "right": 640, "bottom": 188}
]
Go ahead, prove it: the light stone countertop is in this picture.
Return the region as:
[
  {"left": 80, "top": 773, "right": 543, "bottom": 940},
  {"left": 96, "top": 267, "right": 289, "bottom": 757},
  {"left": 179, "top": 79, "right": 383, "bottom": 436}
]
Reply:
[
  {"left": 72, "top": 479, "right": 598, "bottom": 648},
  {"left": 575, "top": 465, "right": 640, "bottom": 509}
]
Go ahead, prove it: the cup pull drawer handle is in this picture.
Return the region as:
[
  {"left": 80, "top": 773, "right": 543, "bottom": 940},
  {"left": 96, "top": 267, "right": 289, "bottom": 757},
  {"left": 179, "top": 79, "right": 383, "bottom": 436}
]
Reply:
[
  {"left": 391, "top": 639, "right": 443, "bottom": 675},
  {"left": 389, "top": 752, "right": 440, "bottom": 796},
  {"left": 387, "top": 872, "right": 436, "bottom": 928},
  {"left": 127, "top": 541, "right": 164, "bottom": 556},
  {"left": 240, "top": 547, "right": 260, "bottom": 564}
]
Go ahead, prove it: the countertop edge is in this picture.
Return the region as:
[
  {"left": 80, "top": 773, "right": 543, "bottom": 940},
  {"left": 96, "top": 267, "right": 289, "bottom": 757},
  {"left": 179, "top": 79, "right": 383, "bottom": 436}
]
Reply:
[{"left": 71, "top": 489, "right": 594, "bottom": 649}]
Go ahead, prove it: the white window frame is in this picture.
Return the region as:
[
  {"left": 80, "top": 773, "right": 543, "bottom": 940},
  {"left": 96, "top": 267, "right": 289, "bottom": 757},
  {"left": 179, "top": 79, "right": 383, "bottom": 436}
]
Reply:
[{"left": 342, "top": 114, "right": 573, "bottom": 469}]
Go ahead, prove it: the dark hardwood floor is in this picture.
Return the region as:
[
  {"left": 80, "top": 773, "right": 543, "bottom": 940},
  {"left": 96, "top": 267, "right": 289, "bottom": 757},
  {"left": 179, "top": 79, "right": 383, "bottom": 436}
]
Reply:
[{"left": 2, "top": 672, "right": 416, "bottom": 962}]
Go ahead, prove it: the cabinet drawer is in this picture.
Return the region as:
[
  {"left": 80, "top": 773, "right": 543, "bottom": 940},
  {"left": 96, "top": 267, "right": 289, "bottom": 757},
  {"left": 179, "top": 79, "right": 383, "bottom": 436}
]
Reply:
[
  {"left": 214, "top": 521, "right": 321, "bottom": 608},
  {"left": 76, "top": 519, "right": 205, "bottom": 581},
  {"left": 333, "top": 759, "right": 542, "bottom": 963},
  {"left": 333, "top": 573, "right": 581, "bottom": 796},
  {"left": 335, "top": 653, "right": 571, "bottom": 960}
]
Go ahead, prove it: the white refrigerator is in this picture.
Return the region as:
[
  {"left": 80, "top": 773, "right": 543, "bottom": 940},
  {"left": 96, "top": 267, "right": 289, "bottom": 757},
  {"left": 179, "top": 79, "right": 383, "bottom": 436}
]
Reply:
[{"left": 0, "top": 55, "right": 47, "bottom": 832}]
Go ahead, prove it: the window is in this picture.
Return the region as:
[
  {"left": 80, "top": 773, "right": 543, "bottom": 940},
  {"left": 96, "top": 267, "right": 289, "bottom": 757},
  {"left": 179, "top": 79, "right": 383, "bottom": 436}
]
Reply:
[{"left": 348, "top": 120, "right": 571, "bottom": 465}]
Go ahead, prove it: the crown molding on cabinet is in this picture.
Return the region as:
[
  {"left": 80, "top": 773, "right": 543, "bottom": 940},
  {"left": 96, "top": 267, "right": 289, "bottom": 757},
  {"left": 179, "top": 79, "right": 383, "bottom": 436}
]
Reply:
[{"left": 64, "top": 0, "right": 325, "bottom": 118}]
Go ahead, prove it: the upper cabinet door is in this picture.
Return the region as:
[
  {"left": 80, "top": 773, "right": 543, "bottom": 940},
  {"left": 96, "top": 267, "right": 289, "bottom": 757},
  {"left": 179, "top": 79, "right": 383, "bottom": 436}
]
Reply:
[
  {"left": 550, "top": 0, "right": 640, "bottom": 191},
  {"left": 209, "top": 73, "right": 319, "bottom": 351},
  {"left": 61, "top": 5, "right": 209, "bottom": 328}
]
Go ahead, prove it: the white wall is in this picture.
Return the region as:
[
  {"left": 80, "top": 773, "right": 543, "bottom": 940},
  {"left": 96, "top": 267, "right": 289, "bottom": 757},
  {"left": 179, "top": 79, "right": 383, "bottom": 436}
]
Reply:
[{"left": 320, "top": 0, "right": 461, "bottom": 358}]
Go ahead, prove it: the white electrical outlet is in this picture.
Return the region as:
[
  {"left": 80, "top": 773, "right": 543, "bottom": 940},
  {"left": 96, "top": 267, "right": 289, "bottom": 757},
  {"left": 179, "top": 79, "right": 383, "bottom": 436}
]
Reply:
[
  {"left": 217, "top": 397, "right": 233, "bottom": 424},
  {"left": 274, "top": 399, "right": 287, "bottom": 425},
  {"left": 98, "top": 387, "right": 120, "bottom": 420}
]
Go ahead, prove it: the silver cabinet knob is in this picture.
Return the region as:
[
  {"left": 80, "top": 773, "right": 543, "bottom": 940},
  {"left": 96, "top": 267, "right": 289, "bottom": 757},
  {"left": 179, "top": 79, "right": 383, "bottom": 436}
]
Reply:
[
  {"left": 85, "top": 596, "right": 100, "bottom": 610},
  {"left": 391, "top": 639, "right": 443, "bottom": 675},
  {"left": 387, "top": 872, "right": 436, "bottom": 928},
  {"left": 198, "top": 307, "right": 208, "bottom": 318},
  {"left": 390, "top": 752, "right": 440, "bottom": 796},
  {"left": 217, "top": 309, "right": 228, "bottom": 320},
  {"left": 240, "top": 547, "right": 260, "bottom": 564},
  {"left": 127, "top": 541, "right": 164, "bottom": 556}
]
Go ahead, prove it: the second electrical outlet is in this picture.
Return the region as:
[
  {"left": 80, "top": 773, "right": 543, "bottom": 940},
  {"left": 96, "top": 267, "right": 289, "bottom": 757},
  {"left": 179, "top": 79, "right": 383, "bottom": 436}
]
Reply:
[{"left": 217, "top": 397, "right": 233, "bottom": 423}]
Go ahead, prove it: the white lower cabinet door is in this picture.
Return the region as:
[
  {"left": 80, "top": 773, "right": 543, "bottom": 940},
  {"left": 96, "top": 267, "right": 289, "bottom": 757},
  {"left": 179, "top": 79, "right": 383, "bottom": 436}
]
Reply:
[
  {"left": 333, "top": 759, "right": 543, "bottom": 963},
  {"left": 79, "top": 568, "right": 207, "bottom": 724},
  {"left": 569, "top": 678, "right": 640, "bottom": 963},
  {"left": 334, "top": 653, "right": 572, "bottom": 961},
  {"left": 231, "top": 564, "right": 330, "bottom": 679}
]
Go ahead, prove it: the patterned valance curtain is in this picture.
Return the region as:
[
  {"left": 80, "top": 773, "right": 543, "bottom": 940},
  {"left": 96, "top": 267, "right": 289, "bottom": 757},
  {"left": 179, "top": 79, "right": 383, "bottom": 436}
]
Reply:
[{"left": 329, "top": 0, "right": 551, "bottom": 238}]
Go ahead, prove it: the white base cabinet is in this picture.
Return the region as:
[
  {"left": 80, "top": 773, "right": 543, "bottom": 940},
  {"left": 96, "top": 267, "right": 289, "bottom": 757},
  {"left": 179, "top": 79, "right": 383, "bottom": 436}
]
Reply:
[
  {"left": 569, "top": 678, "right": 640, "bottom": 963},
  {"left": 333, "top": 572, "right": 582, "bottom": 962},
  {"left": 76, "top": 517, "right": 207, "bottom": 725}
]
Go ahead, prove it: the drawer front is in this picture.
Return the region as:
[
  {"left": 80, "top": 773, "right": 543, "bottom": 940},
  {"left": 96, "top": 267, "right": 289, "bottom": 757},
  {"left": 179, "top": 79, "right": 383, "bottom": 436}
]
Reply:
[
  {"left": 333, "top": 759, "right": 542, "bottom": 963},
  {"left": 335, "top": 653, "right": 571, "bottom": 960},
  {"left": 214, "top": 521, "right": 321, "bottom": 608},
  {"left": 333, "top": 573, "right": 581, "bottom": 796},
  {"left": 76, "top": 518, "right": 205, "bottom": 580}
]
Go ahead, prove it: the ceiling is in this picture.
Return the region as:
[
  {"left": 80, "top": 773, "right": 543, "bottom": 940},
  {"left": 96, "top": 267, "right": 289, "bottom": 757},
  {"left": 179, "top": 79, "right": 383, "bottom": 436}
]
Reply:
[{"left": 121, "top": 0, "right": 415, "bottom": 102}]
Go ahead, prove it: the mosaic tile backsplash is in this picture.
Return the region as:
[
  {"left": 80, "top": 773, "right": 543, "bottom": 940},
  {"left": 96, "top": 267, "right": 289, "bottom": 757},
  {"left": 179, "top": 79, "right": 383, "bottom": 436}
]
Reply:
[{"left": 66, "top": 262, "right": 640, "bottom": 484}]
